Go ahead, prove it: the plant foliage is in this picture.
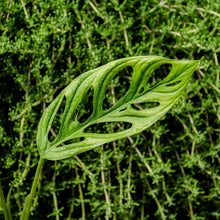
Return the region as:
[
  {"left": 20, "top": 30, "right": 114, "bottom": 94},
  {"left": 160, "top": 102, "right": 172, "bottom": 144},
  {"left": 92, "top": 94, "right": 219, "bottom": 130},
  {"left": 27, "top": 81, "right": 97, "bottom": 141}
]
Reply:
[
  {"left": 37, "top": 56, "right": 199, "bottom": 160},
  {"left": 0, "top": 0, "right": 219, "bottom": 219}
]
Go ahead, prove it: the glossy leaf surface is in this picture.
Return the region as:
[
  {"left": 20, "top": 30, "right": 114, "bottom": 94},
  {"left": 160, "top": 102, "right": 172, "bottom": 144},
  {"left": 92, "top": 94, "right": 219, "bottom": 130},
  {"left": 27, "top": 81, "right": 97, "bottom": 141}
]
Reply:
[{"left": 37, "top": 56, "right": 199, "bottom": 160}]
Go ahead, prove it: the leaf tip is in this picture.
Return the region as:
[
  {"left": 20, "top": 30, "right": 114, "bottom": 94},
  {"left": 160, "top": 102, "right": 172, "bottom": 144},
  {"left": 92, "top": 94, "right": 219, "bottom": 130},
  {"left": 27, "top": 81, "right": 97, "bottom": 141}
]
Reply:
[{"left": 191, "top": 60, "right": 200, "bottom": 69}]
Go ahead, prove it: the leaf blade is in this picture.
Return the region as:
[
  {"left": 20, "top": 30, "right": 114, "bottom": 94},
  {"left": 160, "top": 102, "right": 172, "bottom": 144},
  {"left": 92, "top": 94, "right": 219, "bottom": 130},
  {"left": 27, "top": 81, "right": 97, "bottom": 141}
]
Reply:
[{"left": 37, "top": 56, "right": 199, "bottom": 160}]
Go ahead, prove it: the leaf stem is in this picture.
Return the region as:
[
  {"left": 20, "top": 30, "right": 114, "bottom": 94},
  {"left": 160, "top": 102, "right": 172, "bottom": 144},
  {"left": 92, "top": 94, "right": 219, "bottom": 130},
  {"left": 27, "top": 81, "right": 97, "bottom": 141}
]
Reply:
[
  {"left": 0, "top": 184, "right": 13, "bottom": 220},
  {"left": 20, "top": 157, "right": 44, "bottom": 220},
  {"left": 75, "top": 166, "right": 85, "bottom": 219}
]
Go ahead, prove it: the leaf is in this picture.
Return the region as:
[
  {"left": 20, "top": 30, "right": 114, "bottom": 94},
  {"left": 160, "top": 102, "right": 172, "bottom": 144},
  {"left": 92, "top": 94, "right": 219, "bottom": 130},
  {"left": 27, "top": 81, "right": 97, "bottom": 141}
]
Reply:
[{"left": 36, "top": 56, "right": 199, "bottom": 160}]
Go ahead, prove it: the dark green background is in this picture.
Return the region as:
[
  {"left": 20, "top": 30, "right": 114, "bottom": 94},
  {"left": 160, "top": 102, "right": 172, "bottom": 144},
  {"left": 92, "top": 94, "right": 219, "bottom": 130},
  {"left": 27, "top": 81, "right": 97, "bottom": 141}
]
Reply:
[{"left": 0, "top": 0, "right": 219, "bottom": 219}]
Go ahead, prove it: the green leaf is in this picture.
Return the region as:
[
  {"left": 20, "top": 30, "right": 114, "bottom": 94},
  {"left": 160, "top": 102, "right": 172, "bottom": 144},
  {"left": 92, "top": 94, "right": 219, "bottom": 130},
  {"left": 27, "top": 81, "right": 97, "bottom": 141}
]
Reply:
[{"left": 36, "top": 56, "right": 199, "bottom": 160}]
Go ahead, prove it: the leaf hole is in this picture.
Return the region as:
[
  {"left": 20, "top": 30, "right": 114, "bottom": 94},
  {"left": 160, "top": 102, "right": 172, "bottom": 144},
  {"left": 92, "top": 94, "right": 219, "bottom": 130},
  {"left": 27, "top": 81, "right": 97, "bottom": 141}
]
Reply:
[
  {"left": 74, "top": 87, "right": 94, "bottom": 123},
  {"left": 131, "top": 102, "right": 160, "bottom": 110},
  {"left": 119, "top": 107, "right": 127, "bottom": 112},
  {"left": 166, "top": 80, "right": 181, "bottom": 87},
  {"left": 62, "top": 137, "right": 85, "bottom": 146},
  {"left": 102, "top": 66, "right": 133, "bottom": 110},
  {"left": 139, "top": 87, "right": 144, "bottom": 94},
  {"left": 48, "top": 95, "right": 66, "bottom": 142},
  {"left": 147, "top": 64, "right": 172, "bottom": 89},
  {"left": 84, "top": 122, "right": 132, "bottom": 134}
]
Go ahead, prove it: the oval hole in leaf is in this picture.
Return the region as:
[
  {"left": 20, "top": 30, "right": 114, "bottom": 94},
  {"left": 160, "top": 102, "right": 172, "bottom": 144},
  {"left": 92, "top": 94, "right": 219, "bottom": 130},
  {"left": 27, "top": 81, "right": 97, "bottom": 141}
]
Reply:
[
  {"left": 131, "top": 102, "right": 160, "bottom": 110},
  {"left": 139, "top": 87, "right": 144, "bottom": 94},
  {"left": 61, "top": 137, "right": 85, "bottom": 146},
  {"left": 166, "top": 80, "right": 181, "bottom": 87},
  {"left": 84, "top": 122, "right": 132, "bottom": 134},
  {"left": 102, "top": 66, "right": 133, "bottom": 110},
  {"left": 48, "top": 95, "right": 66, "bottom": 142},
  {"left": 119, "top": 107, "right": 127, "bottom": 112},
  {"left": 147, "top": 64, "right": 172, "bottom": 89},
  {"left": 74, "top": 87, "right": 94, "bottom": 123}
]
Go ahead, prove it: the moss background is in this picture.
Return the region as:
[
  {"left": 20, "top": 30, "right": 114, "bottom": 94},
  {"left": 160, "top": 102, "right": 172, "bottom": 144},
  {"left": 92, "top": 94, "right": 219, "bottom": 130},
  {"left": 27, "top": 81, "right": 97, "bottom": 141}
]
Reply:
[{"left": 0, "top": 0, "right": 219, "bottom": 219}]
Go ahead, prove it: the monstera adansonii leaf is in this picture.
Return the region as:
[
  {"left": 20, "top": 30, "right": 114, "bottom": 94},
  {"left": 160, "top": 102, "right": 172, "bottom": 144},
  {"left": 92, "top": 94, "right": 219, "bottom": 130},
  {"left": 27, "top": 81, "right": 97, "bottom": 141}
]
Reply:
[{"left": 37, "top": 56, "right": 199, "bottom": 160}]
